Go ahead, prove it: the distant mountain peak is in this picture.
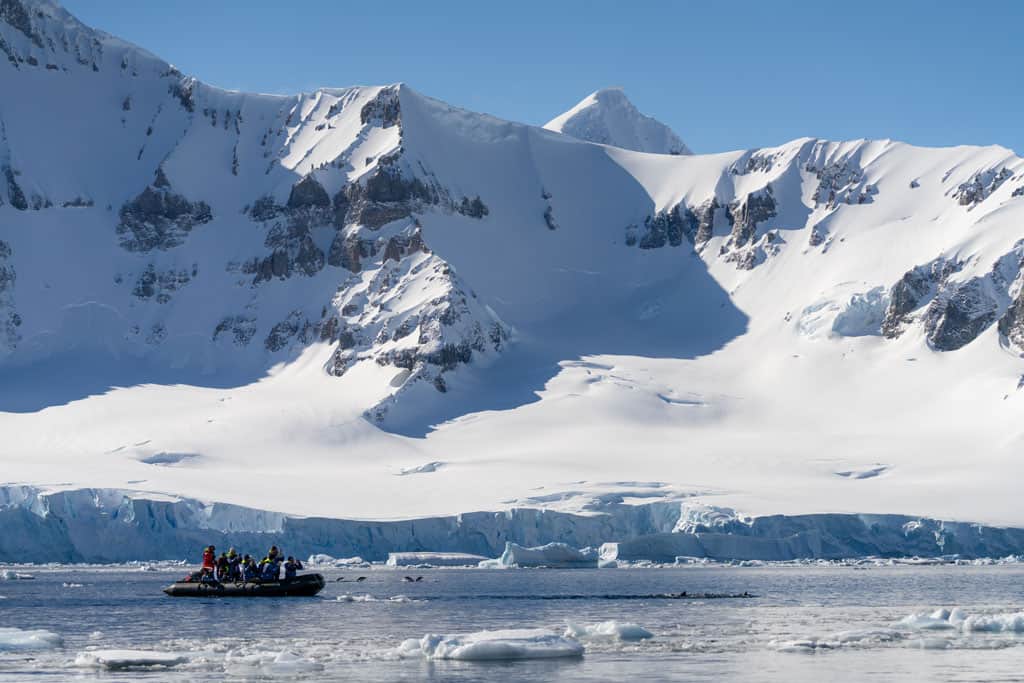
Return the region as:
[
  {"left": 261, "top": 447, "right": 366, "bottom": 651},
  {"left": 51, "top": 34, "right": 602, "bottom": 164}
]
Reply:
[{"left": 544, "top": 87, "right": 691, "bottom": 155}]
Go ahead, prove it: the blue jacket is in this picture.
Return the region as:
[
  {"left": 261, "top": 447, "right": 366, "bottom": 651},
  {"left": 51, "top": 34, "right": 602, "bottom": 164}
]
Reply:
[{"left": 260, "top": 559, "right": 280, "bottom": 581}]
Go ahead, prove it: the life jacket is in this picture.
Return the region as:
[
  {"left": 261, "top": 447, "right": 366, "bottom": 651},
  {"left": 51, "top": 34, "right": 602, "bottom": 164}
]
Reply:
[
  {"left": 284, "top": 561, "right": 299, "bottom": 579},
  {"left": 260, "top": 558, "right": 279, "bottom": 580},
  {"left": 201, "top": 548, "right": 215, "bottom": 569}
]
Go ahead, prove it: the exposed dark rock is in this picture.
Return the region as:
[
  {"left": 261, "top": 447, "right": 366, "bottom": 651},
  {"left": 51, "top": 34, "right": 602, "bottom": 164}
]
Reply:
[
  {"left": 169, "top": 77, "right": 196, "bottom": 113},
  {"left": 332, "top": 188, "right": 349, "bottom": 228},
  {"left": 456, "top": 196, "right": 489, "bottom": 218},
  {"left": 808, "top": 225, "right": 827, "bottom": 247},
  {"left": 926, "top": 278, "right": 1000, "bottom": 351},
  {"left": 4, "top": 166, "right": 27, "bottom": 211},
  {"left": 360, "top": 86, "right": 401, "bottom": 128},
  {"left": 692, "top": 198, "right": 719, "bottom": 246},
  {"left": 131, "top": 263, "right": 196, "bottom": 304},
  {"left": 269, "top": 221, "right": 324, "bottom": 280},
  {"left": 213, "top": 315, "right": 256, "bottom": 347},
  {"left": 730, "top": 150, "right": 781, "bottom": 175},
  {"left": 248, "top": 195, "right": 278, "bottom": 221},
  {"left": 954, "top": 168, "right": 1013, "bottom": 207},
  {"left": 0, "top": 0, "right": 41, "bottom": 47},
  {"left": 807, "top": 160, "right": 877, "bottom": 209},
  {"left": 145, "top": 323, "right": 167, "bottom": 346},
  {"left": 636, "top": 204, "right": 689, "bottom": 249},
  {"left": 881, "top": 258, "right": 961, "bottom": 339},
  {"left": 287, "top": 175, "right": 330, "bottom": 210},
  {"left": 724, "top": 186, "right": 776, "bottom": 250},
  {"left": 116, "top": 175, "right": 212, "bottom": 252},
  {"left": 1013, "top": 185, "right": 1024, "bottom": 198},
  {"left": 327, "top": 233, "right": 363, "bottom": 272},
  {"left": 265, "top": 310, "right": 318, "bottom": 352},
  {"left": 723, "top": 231, "right": 785, "bottom": 271},
  {"left": 999, "top": 290, "right": 1024, "bottom": 351},
  {"left": 543, "top": 205, "right": 558, "bottom": 231},
  {"left": 344, "top": 166, "right": 437, "bottom": 228}
]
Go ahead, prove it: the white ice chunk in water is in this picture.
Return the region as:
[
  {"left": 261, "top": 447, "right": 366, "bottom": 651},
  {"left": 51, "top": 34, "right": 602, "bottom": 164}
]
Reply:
[
  {"left": 775, "top": 628, "right": 903, "bottom": 652},
  {"left": 899, "top": 607, "right": 967, "bottom": 630},
  {"left": 337, "top": 593, "right": 424, "bottom": 604},
  {"left": 1, "top": 570, "right": 35, "bottom": 580},
  {"left": 225, "top": 650, "right": 322, "bottom": 674},
  {"left": 565, "top": 621, "right": 653, "bottom": 641},
  {"left": 0, "top": 627, "right": 64, "bottom": 651},
  {"left": 481, "top": 542, "right": 598, "bottom": 568},
  {"left": 400, "top": 629, "right": 584, "bottom": 660},
  {"left": 387, "top": 551, "right": 487, "bottom": 567},
  {"left": 74, "top": 649, "right": 189, "bottom": 669},
  {"left": 307, "top": 554, "right": 369, "bottom": 567}
]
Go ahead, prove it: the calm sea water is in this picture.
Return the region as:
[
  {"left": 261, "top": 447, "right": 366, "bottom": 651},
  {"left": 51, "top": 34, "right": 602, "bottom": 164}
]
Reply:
[{"left": 2, "top": 565, "right": 1024, "bottom": 681}]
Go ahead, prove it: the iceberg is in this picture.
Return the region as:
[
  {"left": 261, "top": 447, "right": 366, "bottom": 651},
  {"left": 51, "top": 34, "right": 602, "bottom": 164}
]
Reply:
[
  {"left": 399, "top": 629, "right": 584, "bottom": 660},
  {"left": 74, "top": 649, "right": 189, "bottom": 669},
  {"left": 0, "top": 627, "right": 63, "bottom": 651},
  {"left": 387, "top": 552, "right": 488, "bottom": 567},
  {"left": 482, "top": 542, "right": 598, "bottom": 568},
  {"left": 565, "top": 621, "right": 653, "bottom": 641},
  {"left": 307, "top": 554, "right": 369, "bottom": 567}
]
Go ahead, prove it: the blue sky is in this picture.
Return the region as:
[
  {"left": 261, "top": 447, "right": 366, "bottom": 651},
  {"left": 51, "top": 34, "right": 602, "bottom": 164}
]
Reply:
[{"left": 63, "top": 0, "right": 1023, "bottom": 155}]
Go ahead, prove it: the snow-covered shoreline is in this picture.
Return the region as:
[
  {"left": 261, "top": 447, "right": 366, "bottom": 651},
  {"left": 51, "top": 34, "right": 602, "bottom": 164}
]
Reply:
[{"left": 5, "top": 485, "right": 1024, "bottom": 564}]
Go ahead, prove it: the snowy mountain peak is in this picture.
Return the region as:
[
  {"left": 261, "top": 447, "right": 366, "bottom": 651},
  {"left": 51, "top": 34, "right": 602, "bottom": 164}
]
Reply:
[{"left": 544, "top": 87, "right": 691, "bottom": 155}]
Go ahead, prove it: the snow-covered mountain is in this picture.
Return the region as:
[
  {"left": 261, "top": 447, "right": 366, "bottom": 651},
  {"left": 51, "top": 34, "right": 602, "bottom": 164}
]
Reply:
[
  {"left": 2, "top": 0, "right": 1024, "bottom": 561},
  {"left": 544, "top": 87, "right": 691, "bottom": 155}
]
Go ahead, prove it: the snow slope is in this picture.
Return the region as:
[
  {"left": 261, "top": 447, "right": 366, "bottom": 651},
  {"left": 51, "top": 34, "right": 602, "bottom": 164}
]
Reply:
[
  {"left": 544, "top": 87, "right": 691, "bottom": 155},
  {"left": 2, "top": 0, "right": 1024, "bottom": 560}
]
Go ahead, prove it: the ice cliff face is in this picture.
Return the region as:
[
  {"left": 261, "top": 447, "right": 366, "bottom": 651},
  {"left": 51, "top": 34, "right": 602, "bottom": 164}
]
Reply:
[{"left": 544, "top": 87, "right": 692, "bottom": 155}]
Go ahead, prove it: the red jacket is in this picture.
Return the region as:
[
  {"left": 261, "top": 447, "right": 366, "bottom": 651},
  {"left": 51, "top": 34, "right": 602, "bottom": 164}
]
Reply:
[{"left": 201, "top": 548, "right": 215, "bottom": 569}]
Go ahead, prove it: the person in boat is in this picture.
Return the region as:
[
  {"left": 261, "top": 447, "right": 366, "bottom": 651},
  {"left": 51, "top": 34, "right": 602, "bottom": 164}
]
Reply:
[
  {"left": 283, "top": 556, "right": 303, "bottom": 581},
  {"left": 201, "top": 545, "right": 215, "bottom": 572},
  {"left": 267, "top": 545, "right": 280, "bottom": 562},
  {"left": 259, "top": 554, "right": 282, "bottom": 581},
  {"left": 215, "top": 552, "right": 230, "bottom": 581},
  {"left": 226, "top": 548, "right": 241, "bottom": 580},
  {"left": 242, "top": 555, "right": 259, "bottom": 581}
]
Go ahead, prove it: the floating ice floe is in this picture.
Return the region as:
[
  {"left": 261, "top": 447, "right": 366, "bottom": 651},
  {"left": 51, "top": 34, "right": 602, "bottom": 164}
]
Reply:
[
  {"left": 0, "top": 627, "right": 64, "bottom": 651},
  {"left": 775, "top": 628, "right": 904, "bottom": 652},
  {"left": 387, "top": 552, "right": 487, "bottom": 567},
  {"left": 62, "top": 582, "right": 84, "bottom": 588},
  {"left": 565, "top": 621, "right": 653, "bottom": 641},
  {"left": 336, "top": 593, "right": 423, "bottom": 604},
  {"left": 901, "top": 607, "right": 1024, "bottom": 633},
  {"left": 307, "top": 554, "right": 370, "bottom": 567},
  {"left": 74, "top": 649, "right": 190, "bottom": 670},
  {"left": 1, "top": 570, "right": 35, "bottom": 580},
  {"left": 480, "top": 542, "right": 598, "bottom": 568},
  {"left": 224, "top": 650, "right": 322, "bottom": 674},
  {"left": 398, "top": 629, "right": 585, "bottom": 661}
]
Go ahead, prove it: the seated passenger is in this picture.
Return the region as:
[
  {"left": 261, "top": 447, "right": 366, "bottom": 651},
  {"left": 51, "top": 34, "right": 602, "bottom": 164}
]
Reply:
[
  {"left": 201, "top": 545, "right": 215, "bottom": 572},
  {"left": 259, "top": 556, "right": 281, "bottom": 581},
  {"left": 284, "top": 556, "right": 303, "bottom": 580},
  {"left": 215, "top": 552, "right": 230, "bottom": 581},
  {"left": 226, "top": 549, "right": 241, "bottom": 580},
  {"left": 241, "top": 555, "right": 259, "bottom": 581}
]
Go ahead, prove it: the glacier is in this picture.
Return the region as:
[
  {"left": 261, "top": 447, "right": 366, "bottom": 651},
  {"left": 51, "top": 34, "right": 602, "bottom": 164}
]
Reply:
[{"left": 4, "top": 485, "right": 1024, "bottom": 564}]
